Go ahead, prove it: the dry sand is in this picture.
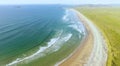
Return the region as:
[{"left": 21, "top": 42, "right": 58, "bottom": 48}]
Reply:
[{"left": 56, "top": 9, "right": 107, "bottom": 66}]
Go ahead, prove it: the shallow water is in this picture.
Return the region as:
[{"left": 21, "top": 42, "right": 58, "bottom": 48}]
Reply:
[{"left": 0, "top": 5, "right": 86, "bottom": 65}]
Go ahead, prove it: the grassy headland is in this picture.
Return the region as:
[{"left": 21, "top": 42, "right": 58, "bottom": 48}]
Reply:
[{"left": 76, "top": 7, "right": 120, "bottom": 66}]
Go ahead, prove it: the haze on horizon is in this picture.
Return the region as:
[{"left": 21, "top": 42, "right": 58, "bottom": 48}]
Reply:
[{"left": 0, "top": 0, "right": 120, "bottom": 5}]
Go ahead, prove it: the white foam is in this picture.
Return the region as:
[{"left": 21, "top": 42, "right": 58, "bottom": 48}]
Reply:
[
  {"left": 69, "top": 24, "right": 82, "bottom": 33},
  {"left": 6, "top": 37, "right": 59, "bottom": 66},
  {"left": 47, "top": 33, "right": 72, "bottom": 52},
  {"left": 63, "top": 34, "right": 72, "bottom": 42},
  {"left": 62, "top": 9, "right": 70, "bottom": 21},
  {"left": 6, "top": 8, "right": 86, "bottom": 66},
  {"left": 63, "top": 9, "right": 86, "bottom": 35},
  {"left": 62, "top": 14, "right": 69, "bottom": 21},
  {"left": 6, "top": 33, "right": 72, "bottom": 66}
]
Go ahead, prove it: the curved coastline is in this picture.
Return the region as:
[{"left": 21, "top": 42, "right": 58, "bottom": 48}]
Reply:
[
  {"left": 4, "top": 7, "right": 86, "bottom": 66},
  {"left": 56, "top": 9, "right": 107, "bottom": 66},
  {"left": 1, "top": 6, "right": 107, "bottom": 66},
  {"left": 76, "top": 9, "right": 107, "bottom": 66}
]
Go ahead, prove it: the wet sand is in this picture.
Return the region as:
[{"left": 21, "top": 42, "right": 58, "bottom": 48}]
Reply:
[
  {"left": 57, "top": 9, "right": 94, "bottom": 66},
  {"left": 57, "top": 9, "right": 107, "bottom": 66}
]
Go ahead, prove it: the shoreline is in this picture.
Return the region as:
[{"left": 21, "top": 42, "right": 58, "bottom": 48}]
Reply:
[
  {"left": 56, "top": 9, "right": 107, "bottom": 66},
  {"left": 55, "top": 9, "right": 94, "bottom": 66},
  {"left": 76, "top": 9, "right": 107, "bottom": 66},
  {"left": 55, "top": 30, "right": 93, "bottom": 66},
  {"left": 5, "top": 9, "right": 86, "bottom": 66}
]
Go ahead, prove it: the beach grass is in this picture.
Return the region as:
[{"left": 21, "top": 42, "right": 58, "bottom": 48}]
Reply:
[{"left": 76, "top": 7, "right": 120, "bottom": 66}]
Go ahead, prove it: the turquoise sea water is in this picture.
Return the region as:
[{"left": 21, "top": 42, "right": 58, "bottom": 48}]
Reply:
[{"left": 0, "top": 5, "right": 86, "bottom": 66}]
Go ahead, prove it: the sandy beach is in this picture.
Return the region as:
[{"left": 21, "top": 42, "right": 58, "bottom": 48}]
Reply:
[{"left": 56, "top": 9, "right": 107, "bottom": 66}]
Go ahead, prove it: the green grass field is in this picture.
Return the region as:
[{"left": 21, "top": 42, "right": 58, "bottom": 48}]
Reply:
[{"left": 76, "top": 7, "right": 120, "bottom": 66}]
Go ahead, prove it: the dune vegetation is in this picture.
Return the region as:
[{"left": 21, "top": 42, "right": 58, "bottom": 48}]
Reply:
[{"left": 76, "top": 7, "right": 120, "bottom": 66}]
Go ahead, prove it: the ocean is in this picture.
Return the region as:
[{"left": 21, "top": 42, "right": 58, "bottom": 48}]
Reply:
[{"left": 0, "top": 5, "right": 86, "bottom": 66}]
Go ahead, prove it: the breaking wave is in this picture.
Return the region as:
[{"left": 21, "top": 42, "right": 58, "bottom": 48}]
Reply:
[
  {"left": 62, "top": 9, "right": 86, "bottom": 36},
  {"left": 2, "top": 6, "right": 86, "bottom": 66},
  {"left": 6, "top": 31, "right": 72, "bottom": 66}
]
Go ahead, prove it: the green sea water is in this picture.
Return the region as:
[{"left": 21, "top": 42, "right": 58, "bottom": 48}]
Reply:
[{"left": 0, "top": 5, "right": 86, "bottom": 66}]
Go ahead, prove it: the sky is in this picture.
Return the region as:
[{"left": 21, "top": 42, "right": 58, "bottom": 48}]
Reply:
[{"left": 0, "top": 0, "right": 120, "bottom": 5}]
